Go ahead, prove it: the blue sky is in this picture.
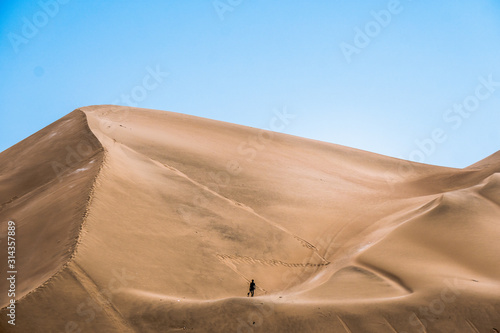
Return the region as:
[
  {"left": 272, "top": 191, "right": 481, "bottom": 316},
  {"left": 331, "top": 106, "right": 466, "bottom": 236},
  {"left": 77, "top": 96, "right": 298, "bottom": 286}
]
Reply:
[{"left": 1, "top": 0, "right": 499, "bottom": 168}]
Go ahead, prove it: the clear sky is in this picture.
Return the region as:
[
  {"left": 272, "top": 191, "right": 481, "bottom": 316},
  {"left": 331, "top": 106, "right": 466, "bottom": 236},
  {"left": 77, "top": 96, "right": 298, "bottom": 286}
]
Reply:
[{"left": 1, "top": 0, "right": 499, "bottom": 168}]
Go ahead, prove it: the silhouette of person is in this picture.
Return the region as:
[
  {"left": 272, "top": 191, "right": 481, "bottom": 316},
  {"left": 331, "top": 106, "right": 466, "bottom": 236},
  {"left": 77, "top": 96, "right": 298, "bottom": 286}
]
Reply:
[{"left": 248, "top": 279, "right": 256, "bottom": 297}]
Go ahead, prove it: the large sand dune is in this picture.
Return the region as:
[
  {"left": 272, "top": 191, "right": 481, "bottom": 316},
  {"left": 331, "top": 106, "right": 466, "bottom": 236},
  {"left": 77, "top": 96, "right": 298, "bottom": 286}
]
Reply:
[{"left": 1, "top": 105, "right": 499, "bottom": 332}]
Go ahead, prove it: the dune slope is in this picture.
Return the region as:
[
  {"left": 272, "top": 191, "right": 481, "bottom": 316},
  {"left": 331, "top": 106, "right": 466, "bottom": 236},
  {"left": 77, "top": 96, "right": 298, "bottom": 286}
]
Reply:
[
  {"left": 0, "top": 110, "right": 103, "bottom": 307},
  {"left": 1, "top": 105, "right": 499, "bottom": 332}
]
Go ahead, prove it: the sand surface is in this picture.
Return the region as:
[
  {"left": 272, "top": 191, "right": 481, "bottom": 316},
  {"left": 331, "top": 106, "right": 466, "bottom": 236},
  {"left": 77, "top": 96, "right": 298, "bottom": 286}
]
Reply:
[{"left": 1, "top": 105, "right": 499, "bottom": 332}]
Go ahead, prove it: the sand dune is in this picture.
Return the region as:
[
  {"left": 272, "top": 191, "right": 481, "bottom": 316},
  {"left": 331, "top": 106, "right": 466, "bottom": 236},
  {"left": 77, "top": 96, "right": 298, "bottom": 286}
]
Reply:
[{"left": 1, "top": 105, "right": 499, "bottom": 332}]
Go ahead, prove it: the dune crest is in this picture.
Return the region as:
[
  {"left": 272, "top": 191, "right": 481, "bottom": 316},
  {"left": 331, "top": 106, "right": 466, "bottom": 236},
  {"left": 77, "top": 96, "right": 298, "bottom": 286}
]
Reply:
[{"left": 1, "top": 105, "right": 499, "bottom": 332}]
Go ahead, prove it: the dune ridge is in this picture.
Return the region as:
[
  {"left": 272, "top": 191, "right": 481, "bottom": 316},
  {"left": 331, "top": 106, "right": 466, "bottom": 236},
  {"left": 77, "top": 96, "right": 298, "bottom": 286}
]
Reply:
[{"left": 1, "top": 105, "right": 500, "bottom": 332}]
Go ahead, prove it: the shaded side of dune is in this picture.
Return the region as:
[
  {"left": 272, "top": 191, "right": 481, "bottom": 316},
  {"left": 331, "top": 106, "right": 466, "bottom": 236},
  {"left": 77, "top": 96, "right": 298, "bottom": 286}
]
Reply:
[{"left": 0, "top": 110, "right": 104, "bottom": 311}]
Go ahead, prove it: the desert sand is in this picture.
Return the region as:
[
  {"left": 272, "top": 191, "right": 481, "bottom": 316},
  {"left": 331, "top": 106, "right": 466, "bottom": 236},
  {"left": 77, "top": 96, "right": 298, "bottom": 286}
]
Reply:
[{"left": 1, "top": 105, "right": 499, "bottom": 332}]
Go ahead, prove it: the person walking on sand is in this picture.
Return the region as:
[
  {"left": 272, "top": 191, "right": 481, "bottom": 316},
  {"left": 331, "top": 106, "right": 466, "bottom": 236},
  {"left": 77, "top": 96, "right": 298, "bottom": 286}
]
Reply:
[{"left": 248, "top": 279, "right": 256, "bottom": 297}]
